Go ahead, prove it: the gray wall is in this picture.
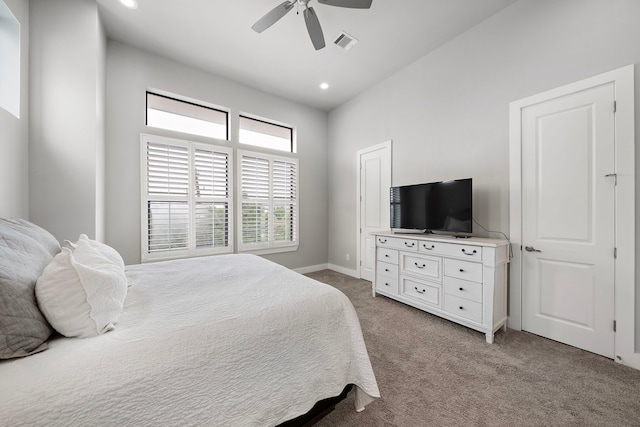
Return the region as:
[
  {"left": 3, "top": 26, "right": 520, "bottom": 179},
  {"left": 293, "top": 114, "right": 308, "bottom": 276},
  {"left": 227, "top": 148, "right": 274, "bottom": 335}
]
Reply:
[
  {"left": 327, "top": 0, "right": 640, "bottom": 270},
  {"left": 0, "top": 0, "right": 28, "bottom": 219},
  {"left": 327, "top": 0, "right": 640, "bottom": 346},
  {"left": 29, "top": 0, "right": 106, "bottom": 242},
  {"left": 105, "top": 41, "right": 329, "bottom": 268}
]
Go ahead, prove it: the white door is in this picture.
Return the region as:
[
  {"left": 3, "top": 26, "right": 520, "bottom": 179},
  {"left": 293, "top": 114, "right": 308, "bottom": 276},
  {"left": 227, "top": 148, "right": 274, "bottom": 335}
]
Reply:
[
  {"left": 357, "top": 142, "right": 391, "bottom": 281},
  {"left": 521, "top": 83, "right": 615, "bottom": 358}
]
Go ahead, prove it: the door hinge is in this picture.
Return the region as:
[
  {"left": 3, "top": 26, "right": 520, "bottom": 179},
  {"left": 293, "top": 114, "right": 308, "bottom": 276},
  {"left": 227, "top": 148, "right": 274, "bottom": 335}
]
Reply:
[
  {"left": 605, "top": 173, "right": 617, "bottom": 186},
  {"left": 614, "top": 247, "right": 617, "bottom": 259},
  {"left": 613, "top": 320, "right": 617, "bottom": 332},
  {"left": 613, "top": 101, "right": 617, "bottom": 113}
]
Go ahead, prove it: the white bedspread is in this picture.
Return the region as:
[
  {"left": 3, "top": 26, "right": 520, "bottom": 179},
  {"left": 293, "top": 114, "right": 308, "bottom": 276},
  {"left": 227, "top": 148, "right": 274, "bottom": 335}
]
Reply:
[{"left": 0, "top": 254, "right": 379, "bottom": 426}]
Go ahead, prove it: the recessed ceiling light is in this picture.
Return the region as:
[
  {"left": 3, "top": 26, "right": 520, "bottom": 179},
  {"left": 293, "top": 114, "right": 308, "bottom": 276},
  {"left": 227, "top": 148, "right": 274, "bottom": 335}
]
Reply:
[
  {"left": 119, "top": 0, "right": 138, "bottom": 9},
  {"left": 319, "top": 82, "right": 330, "bottom": 90}
]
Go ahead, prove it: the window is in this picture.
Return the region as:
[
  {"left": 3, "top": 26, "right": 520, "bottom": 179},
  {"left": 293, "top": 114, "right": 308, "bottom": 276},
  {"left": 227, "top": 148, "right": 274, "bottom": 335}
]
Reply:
[
  {"left": 239, "top": 115, "right": 293, "bottom": 152},
  {"left": 141, "top": 134, "right": 232, "bottom": 261},
  {"left": 146, "top": 92, "right": 228, "bottom": 140},
  {"left": 0, "top": 0, "right": 20, "bottom": 118},
  {"left": 238, "top": 150, "right": 298, "bottom": 252}
]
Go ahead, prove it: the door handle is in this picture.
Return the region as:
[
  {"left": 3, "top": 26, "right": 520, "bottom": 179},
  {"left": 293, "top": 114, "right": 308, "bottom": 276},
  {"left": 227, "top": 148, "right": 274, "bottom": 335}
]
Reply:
[{"left": 525, "top": 246, "right": 541, "bottom": 253}]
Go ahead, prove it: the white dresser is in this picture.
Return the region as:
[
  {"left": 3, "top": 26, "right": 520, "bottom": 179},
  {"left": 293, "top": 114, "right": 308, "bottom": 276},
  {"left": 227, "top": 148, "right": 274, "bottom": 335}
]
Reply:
[{"left": 372, "top": 231, "right": 510, "bottom": 343}]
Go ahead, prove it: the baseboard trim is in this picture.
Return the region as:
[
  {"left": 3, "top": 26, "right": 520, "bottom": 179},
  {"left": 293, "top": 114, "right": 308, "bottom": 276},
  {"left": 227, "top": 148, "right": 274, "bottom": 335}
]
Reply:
[
  {"left": 327, "top": 264, "right": 359, "bottom": 279},
  {"left": 294, "top": 263, "right": 329, "bottom": 274}
]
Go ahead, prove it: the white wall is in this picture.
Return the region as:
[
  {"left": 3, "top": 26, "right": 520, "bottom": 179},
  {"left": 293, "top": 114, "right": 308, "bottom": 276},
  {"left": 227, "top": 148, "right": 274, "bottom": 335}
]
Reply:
[
  {"left": 29, "top": 0, "right": 106, "bottom": 242},
  {"left": 0, "top": 0, "right": 28, "bottom": 218},
  {"left": 327, "top": 0, "right": 640, "bottom": 344},
  {"left": 105, "top": 41, "right": 329, "bottom": 269}
]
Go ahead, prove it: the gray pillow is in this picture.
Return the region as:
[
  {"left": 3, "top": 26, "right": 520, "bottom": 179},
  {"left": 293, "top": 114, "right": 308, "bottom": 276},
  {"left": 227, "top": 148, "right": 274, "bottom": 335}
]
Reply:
[{"left": 0, "top": 219, "right": 60, "bottom": 359}]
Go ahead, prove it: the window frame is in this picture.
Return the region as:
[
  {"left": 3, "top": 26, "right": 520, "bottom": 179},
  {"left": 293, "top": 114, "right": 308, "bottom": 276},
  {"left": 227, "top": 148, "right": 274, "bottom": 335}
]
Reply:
[
  {"left": 140, "top": 133, "right": 234, "bottom": 262},
  {"left": 237, "top": 149, "right": 299, "bottom": 254},
  {"left": 145, "top": 91, "right": 230, "bottom": 141}
]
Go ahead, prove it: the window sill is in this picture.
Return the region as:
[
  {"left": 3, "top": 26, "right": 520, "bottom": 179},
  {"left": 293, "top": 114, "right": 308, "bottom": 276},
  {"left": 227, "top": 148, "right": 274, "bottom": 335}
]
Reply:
[{"left": 238, "top": 245, "right": 299, "bottom": 256}]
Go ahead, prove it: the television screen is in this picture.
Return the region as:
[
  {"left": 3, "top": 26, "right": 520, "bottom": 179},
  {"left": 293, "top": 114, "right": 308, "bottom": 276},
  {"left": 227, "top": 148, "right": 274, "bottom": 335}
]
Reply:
[{"left": 390, "top": 178, "right": 472, "bottom": 234}]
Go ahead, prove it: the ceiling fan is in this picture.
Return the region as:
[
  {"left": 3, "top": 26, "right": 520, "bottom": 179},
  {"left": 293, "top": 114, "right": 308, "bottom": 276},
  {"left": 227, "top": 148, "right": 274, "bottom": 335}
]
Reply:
[{"left": 251, "top": 0, "right": 373, "bottom": 51}]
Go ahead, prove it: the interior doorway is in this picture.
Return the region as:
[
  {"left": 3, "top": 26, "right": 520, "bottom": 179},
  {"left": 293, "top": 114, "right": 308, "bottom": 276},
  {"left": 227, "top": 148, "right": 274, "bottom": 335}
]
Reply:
[{"left": 509, "top": 65, "right": 636, "bottom": 367}]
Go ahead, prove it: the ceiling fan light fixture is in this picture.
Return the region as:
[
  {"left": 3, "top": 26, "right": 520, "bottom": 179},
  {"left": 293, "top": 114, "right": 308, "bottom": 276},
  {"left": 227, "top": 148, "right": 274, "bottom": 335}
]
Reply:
[
  {"left": 252, "top": 0, "right": 372, "bottom": 51},
  {"left": 119, "top": 0, "right": 138, "bottom": 9}
]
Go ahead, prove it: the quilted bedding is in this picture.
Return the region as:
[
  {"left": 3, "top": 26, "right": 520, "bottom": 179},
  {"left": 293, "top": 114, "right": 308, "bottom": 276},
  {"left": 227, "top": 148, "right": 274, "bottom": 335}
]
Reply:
[{"left": 0, "top": 254, "right": 379, "bottom": 426}]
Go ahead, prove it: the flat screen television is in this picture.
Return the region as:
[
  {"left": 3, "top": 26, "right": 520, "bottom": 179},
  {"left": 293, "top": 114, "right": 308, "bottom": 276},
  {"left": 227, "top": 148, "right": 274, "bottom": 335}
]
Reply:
[{"left": 390, "top": 178, "right": 472, "bottom": 235}]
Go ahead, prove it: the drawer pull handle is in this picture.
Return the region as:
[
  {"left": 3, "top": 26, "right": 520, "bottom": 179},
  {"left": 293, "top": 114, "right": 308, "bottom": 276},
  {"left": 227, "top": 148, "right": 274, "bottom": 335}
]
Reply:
[
  {"left": 414, "top": 287, "right": 426, "bottom": 294},
  {"left": 385, "top": 254, "right": 390, "bottom": 258},
  {"left": 404, "top": 242, "right": 415, "bottom": 247},
  {"left": 385, "top": 282, "right": 390, "bottom": 286},
  {"left": 379, "top": 239, "right": 387, "bottom": 243},
  {"left": 459, "top": 269, "right": 465, "bottom": 272},
  {"left": 423, "top": 244, "right": 434, "bottom": 250},
  {"left": 385, "top": 268, "right": 390, "bottom": 272},
  {"left": 415, "top": 263, "right": 426, "bottom": 269},
  {"left": 459, "top": 306, "right": 464, "bottom": 310},
  {"left": 459, "top": 287, "right": 464, "bottom": 291},
  {"left": 461, "top": 249, "right": 477, "bottom": 255}
]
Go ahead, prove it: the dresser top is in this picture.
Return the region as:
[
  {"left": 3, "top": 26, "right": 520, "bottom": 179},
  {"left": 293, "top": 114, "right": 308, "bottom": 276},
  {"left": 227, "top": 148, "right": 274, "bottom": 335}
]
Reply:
[{"left": 371, "top": 231, "right": 509, "bottom": 248}]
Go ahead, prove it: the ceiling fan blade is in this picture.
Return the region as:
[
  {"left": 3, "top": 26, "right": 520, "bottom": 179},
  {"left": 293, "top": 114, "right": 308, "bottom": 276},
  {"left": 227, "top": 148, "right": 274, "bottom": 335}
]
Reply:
[
  {"left": 304, "top": 7, "right": 325, "bottom": 50},
  {"left": 317, "top": 0, "right": 372, "bottom": 9},
  {"left": 251, "top": 1, "right": 295, "bottom": 33}
]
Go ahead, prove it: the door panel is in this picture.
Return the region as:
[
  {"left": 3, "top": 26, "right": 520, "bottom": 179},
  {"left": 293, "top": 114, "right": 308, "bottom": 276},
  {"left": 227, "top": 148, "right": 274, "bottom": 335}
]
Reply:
[
  {"left": 359, "top": 143, "right": 391, "bottom": 281},
  {"left": 521, "top": 83, "right": 615, "bottom": 358}
]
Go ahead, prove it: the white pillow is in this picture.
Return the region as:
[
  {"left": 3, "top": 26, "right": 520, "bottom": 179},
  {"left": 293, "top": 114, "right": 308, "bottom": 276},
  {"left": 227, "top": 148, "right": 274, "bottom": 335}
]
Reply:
[
  {"left": 65, "top": 234, "right": 125, "bottom": 269},
  {"left": 35, "top": 242, "right": 128, "bottom": 338}
]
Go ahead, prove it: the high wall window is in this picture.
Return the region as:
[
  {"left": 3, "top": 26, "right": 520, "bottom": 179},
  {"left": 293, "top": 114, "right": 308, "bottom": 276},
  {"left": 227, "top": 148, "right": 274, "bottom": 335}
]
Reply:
[
  {"left": 239, "top": 115, "right": 294, "bottom": 153},
  {"left": 238, "top": 150, "right": 298, "bottom": 252},
  {"left": 0, "top": 0, "right": 20, "bottom": 118},
  {"left": 146, "top": 92, "right": 229, "bottom": 140},
  {"left": 141, "top": 134, "right": 232, "bottom": 261}
]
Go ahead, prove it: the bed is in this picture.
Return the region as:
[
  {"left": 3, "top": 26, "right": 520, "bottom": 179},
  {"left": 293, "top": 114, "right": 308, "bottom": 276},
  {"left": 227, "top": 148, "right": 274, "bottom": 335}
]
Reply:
[{"left": 0, "top": 219, "right": 380, "bottom": 426}]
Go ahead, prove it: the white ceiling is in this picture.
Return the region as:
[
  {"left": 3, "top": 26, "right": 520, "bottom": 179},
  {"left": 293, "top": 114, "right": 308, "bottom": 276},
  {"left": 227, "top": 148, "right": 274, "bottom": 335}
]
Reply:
[{"left": 96, "top": 0, "right": 516, "bottom": 112}]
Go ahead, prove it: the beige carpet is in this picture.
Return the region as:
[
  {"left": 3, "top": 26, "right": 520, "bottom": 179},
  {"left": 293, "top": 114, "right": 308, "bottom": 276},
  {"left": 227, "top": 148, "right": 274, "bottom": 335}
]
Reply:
[{"left": 305, "top": 270, "right": 640, "bottom": 427}]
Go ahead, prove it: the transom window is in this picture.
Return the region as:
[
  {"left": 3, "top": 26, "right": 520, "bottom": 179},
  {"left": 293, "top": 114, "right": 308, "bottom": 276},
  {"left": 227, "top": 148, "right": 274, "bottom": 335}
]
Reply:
[
  {"left": 146, "top": 92, "right": 229, "bottom": 140},
  {"left": 239, "top": 115, "right": 294, "bottom": 153}
]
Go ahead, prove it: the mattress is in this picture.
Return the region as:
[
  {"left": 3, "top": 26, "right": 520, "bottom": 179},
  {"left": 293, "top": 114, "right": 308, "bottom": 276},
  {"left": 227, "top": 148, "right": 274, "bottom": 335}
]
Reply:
[{"left": 0, "top": 254, "right": 379, "bottom": 426}]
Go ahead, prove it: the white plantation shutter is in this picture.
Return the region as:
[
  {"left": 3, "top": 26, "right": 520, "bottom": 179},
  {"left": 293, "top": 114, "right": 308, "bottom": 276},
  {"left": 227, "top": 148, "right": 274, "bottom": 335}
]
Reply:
[
  {"left": 272, "top": 159, "right": 297, "bottom": 243},
  {"left": 145, "top": 141, "right": 190, "bottom": 255},
  {"left": 141, "top": 135, "right": 232, "bottom": 261},
  {"left": 194, "top": 147, "right": 231, "bottom": 249},
  {"left": 241, "top": 155, "right": 270, "bottom": 245},
  {"left": 238, "top": 150, "right": 298, "bottom": 251}
]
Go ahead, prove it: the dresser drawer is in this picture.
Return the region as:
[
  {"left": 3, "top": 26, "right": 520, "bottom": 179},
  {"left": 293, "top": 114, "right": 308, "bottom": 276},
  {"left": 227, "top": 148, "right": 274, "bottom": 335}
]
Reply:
[
  {"left": 377, "top": 261, "right": 398, "bottom": 278},
  {"left": 444, "top": 294, "right": 483, "bottom": 323},
  {"left": 401, "top": 276, "right": 441, "bottom": 307},
  {"left": 444, "top": 258, "right": 482, "bottom": 283},
  {"left": 401, "top": 252, "right": 442, "bottom": 282},
  {"left": 377, "top": 247, "right": 399, "bottom": 264},
  {"left": 376, "top": 236, "right": 418, "bottom": 251},
  {"left": 418, "top": 240, "right": 483, "bottom": 261},
  {"left": 376, "top": 271, "right": 399, "bottom": 293},
  {"left": 443, "top": 276, "right": 483, "bottom": 303}
]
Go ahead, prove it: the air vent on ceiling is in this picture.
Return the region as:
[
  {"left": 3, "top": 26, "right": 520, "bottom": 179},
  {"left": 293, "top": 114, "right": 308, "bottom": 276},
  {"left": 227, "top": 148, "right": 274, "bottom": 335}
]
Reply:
[{"left": 333, "top": 31, "right": 359, "bottom": 51}]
